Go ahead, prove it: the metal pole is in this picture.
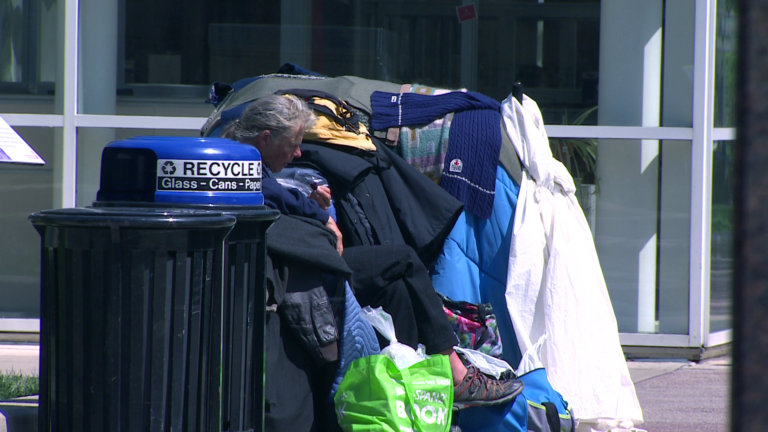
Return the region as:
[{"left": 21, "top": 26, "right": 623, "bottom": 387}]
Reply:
[
  {"left": 62, "top": 0, "right": 79, "bottom": 208},
  {"left": 733, "top": 0, "right": 768, "bottom": 430}
]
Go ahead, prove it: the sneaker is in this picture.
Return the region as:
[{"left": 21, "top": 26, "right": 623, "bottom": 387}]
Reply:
[{"left": 453, "top": 365, "right": 524, "bottom": 409}]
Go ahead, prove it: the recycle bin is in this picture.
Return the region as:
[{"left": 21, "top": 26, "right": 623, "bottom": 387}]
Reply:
[
  {"left": 28, "top": 207, "right": 236, "bottom": 432},
  {"left": 93, "top": 136, "right": 279, "bottom": 432}
]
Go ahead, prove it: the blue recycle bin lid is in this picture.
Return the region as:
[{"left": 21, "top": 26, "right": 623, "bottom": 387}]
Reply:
[{"left": 96, "top": 136, "right": 264, "bottom": 206}]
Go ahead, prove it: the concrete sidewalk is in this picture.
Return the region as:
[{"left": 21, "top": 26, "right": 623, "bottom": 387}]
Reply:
[
  {"left": 630, "top": 356, "right": 730, "bottom": 432},
  {"left": 0, "top": 345, "right": 38, "bottom": 376},
  {"left": 0, "top": 344, "right": 732, "bottom": 432}
]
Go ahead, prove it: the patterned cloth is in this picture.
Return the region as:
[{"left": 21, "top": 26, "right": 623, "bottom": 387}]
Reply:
[
  {"left": 396, "top": 112, "right": 454, "bottom": 184},
  {"left": 442, "top": 301, "right": 504, "bottom": 359},
  {"left": 394, "top": 85, "right": 459, "bottom": 183}
]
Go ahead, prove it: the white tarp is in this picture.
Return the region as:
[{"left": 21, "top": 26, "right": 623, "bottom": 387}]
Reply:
[{"left": 501, "top": 94, "right": 643, "bottom": 431}]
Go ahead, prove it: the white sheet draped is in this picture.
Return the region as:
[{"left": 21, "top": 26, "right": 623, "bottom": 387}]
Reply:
[{"left": 501, "top": 94, "right": 643, "bottom": 431}]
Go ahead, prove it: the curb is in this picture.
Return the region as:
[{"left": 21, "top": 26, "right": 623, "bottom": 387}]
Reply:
[{"left": 0, "top": 396, "right": 38, "bottom": 432}]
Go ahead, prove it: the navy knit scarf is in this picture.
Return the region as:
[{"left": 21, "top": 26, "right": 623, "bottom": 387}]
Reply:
[{"left": 371, "top": 91, "right": 501, "bottom": 218}]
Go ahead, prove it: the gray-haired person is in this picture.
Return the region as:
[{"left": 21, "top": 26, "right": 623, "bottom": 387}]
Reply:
[{"left": 222, "top": 94, "right": 343, "bottom": 254}]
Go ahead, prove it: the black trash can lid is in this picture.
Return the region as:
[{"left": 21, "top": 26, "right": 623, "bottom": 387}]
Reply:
[
  {"left": 28, "top": 206, "right": 237, "bottom": 229},
  {"left": 91, "top": 200, "right": 281, "bottom": 222}
]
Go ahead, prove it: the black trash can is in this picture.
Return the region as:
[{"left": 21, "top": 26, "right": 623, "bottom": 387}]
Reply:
[
  {"left": 94, "top": 136, "right": 280, "bottom": 432},
  {"left": 95, "top": 202, "right": 280, "bottom": 432},
  {"left": 216, "top": 207, "right": 279, "bottom": 432},
  {"left": 29, "top": 207, "right": 236, "bottom": 432}
]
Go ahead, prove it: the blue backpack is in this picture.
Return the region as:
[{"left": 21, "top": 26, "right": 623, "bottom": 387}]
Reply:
[{"left": 456, "top": 368, "right": 576, "bottom": 432}]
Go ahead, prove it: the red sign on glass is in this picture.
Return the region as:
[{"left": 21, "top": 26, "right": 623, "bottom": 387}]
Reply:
[{"left": 456, "top": 3, "right": 477, "bottom": 22}]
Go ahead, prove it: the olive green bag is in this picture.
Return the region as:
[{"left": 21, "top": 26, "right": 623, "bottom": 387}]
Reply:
[{"left": 334, "top": 354, "right": 454, "bottom": 432}]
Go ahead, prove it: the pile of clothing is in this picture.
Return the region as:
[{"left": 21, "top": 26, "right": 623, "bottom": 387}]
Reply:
[{"left": 202, "top": 69, "right": 643, "bottom": 432}]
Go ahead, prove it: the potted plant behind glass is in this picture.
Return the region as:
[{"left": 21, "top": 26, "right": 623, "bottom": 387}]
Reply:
[{"left": 548, "top": 106, "right": 598, "bottom": 235}]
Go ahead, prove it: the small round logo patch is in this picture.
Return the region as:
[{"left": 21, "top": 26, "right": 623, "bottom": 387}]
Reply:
[{"left": 449, "top": 158, "right": 463, "bottom": 173}]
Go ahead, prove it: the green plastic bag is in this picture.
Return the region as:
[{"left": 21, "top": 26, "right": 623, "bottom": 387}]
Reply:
[{"left": 334, "top": 354, "right": 454, "bottom": 432}]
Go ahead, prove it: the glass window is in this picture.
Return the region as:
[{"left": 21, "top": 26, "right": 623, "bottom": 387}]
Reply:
[
  {"left": 710, "top": 140, "right": 733, "bottom": 333},
  {"left": 593, "top": 138, "right": 691, "bottom": 334},
  {"left": 714, "top": 0, "right": 737, "bottom": 128},
  {"left": 120, "top": 0, "right": 461, "bottom": 89},
  {"left": 0, "top": 0, "right": 57, "bottom": 106},
  {"left": 115, "top": 99, "right": 215, "bottom": 118},
  {"left": 0, "top": 94, "right": 57, "bottom": 115},
  {"left": 105, "top": 0, "right": 629, "bottom": 126},
  {"left": 119, "top": 0, "right": 462, "bottom": 95},
  {"left": 0, "top": 127, "right": 57, "bottom": 318},
  {"left": 103, "top": 0, "right": 700, "bottom": 128},
  {"left": 598, "top": 2, "right": 695, "bottom": 129},
  {"left": 124, "top": 0, "right": 280, "bottom": 86},
  {"left": 0, "top": 0, "right": 58, "bottom": 92},
  {"left": 478, "top": 1, "right": 600, "bottom": 125}
]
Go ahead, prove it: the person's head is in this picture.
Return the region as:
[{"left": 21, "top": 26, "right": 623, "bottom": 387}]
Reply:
[{"left": 222, "top": 94, "right": 316, "bottom": 172}]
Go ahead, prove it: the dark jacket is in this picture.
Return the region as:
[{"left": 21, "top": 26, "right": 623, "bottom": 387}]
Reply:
[
  {"left": 263, "top": 209, "right": 351, "bottom": 432},
  {"left": 295, "top": 138, "right": 464, "bottom": 267},
  {"left": 266, "top": 214, "right": 351, "bottom": 365}
]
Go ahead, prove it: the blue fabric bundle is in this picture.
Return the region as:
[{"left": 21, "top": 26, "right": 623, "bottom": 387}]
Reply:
[
  {"left": 328, "top": 282, "right": 381, "bottom": 400},
  {"left": 370, "top": 90, "right": 502, "bottom": 218},
  {"left": 456, "top": 368, "right": 576, "bottom": 432}
]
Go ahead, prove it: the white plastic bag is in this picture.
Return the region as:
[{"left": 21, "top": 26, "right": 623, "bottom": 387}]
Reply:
[
  {"left": 360, "top": 306, "right": 428, "bottom": 369},
  {"left": 454, "top": 346, "right": 513, "bottom": 379},
  {"left": 515, "top": 331, "right": 548, "bottom": 376}
]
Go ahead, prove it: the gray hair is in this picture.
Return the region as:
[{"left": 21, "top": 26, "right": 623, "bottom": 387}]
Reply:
[{"left": 222, "top": 94, "right": 316, "bottom": 142}]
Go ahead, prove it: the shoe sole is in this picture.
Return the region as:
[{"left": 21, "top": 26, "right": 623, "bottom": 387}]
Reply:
[{"left": 452, "top": 384, "right": 524, "bottom": 410}]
